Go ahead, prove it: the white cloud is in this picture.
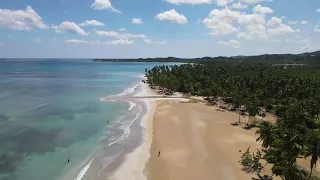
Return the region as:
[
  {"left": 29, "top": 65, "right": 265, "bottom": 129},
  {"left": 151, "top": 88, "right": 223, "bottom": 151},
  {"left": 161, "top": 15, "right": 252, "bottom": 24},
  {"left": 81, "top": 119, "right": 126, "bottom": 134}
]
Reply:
[
  {"left": 203, "top": 8, "right": 240, "bottom": 36},
  {"left": 79, "top": 20, "right": 104, "bottom": 26},
  {"left": 237, "top": 24, "right": 267, "bottom": 40},
  {"left": 165, "top": 0, "right": 213, "bottom": 5},
  {"left": 155, "top": 9, "right": 188, "bottom": 24},
  {"left": 218, "top": 40, "right": 241, "bottom": 48},
  {"left": 94, "top": 30, "right": 119, "bottom": 37},
  {"left": 91, "top": 0, "right": 121, "bottom": 13},
  {"left": 119, "top": 28, "right": 126, "bottom": 32},
  {"left": 317, "top": 8, "right": 320, "bottom": 12},
  {"left": 203, "top": 8, "right": 266, "bottom": 37},
  {"left": 65, "top": 39, "right": 88, "bottom": 44},
  {"left": 0, "top": 6, "right": 47, "bottom": 30},
  {"left": 252, "top": 4, "right": 273, "bottom": 14},
  {"left": 204, "top": 19, "right": 239, "bottom": 35},
  {"left": 300, "top": 20, "right": 308, "bottom": 25},
  {"left": 230, "top": 2, "right": 248, "bottom": 9},
  {"left": 144, "top": 39, "right": 152, "bottom": 44},
  {"left": 104, "top": 39, "right": 133, "bottom": 45},
  {"left": 93, "top": 29, "right": 146, "bottom": 39},
  {"left": 216, "top": 0, "right": 233, "bottom": 6},
  {"left": 267, "top": 17, "right": 295, "bottom": 35},
  {"left": 156, "top": 40, "right": 168, "bottom": 44},
  {"left": 204, "top": 8, "right": 295, "bottom": 40},
  {"left": 288, "top": 21, "right": 298, "bottom": 25},
  {"left": 132, "top": 18, "right": 143, "bottom": 24},
  {"left": 315, "top": 25, "right": 320, "bottom": 32},
  {"left": 52, "top": 21, "right": 88, "bottom": 35}
]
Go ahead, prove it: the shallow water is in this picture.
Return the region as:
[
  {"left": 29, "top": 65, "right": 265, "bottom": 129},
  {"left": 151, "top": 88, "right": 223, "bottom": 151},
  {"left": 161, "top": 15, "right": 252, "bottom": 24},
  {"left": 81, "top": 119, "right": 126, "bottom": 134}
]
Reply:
[{"left": 0, "top": 59, "right": 174, "bottom": 180}]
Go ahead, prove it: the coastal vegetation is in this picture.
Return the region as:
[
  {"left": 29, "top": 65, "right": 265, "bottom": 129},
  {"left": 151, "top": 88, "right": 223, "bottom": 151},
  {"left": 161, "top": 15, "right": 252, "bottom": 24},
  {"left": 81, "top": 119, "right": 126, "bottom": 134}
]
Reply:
[{"left": 144, "top": 52, "right": 320, "bottom": 180}]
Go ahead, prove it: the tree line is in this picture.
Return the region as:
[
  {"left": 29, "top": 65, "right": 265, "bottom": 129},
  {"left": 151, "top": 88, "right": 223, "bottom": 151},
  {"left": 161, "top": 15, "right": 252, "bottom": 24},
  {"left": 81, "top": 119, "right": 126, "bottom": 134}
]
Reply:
[{"left": 145, "top": 62, "right": 320, "bottom": 180}]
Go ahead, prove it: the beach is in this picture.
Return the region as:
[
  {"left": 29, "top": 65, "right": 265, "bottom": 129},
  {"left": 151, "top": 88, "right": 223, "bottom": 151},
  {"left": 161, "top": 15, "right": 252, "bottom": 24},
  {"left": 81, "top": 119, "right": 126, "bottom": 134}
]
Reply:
[
  {"left": 144, "top": 100, "right": 265, "bottom": 180},
  {"left": 109, "top": 83, "right": 269, "bottom": 180}
]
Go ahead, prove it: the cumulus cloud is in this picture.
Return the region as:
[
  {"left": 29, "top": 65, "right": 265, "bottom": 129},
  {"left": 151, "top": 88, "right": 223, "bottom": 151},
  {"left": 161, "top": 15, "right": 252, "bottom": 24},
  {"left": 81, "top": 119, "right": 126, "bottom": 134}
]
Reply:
[
  {"left": 315, "top": 25, "right": 320, "bottom": 32},
  {"left": 300, "top": 20, "right": 308, "bottom": 25},
  {"left": 104, "top": 39, "right": 133, "bottom": 45},
  {"left": 155, "top": 9, "right": 188, "bottom": 24},
  {"left": 267, "top": 17, "right": 295, "bottom": 35},
  {"left": 288, "top": 21, "right": 298, "bottom": 25},
  {"left": 79, "top": 20, "right": 104, "bottom": 26},
  {"left": 203, "top": 8, "right": 266, "bottom": 37},
  {"left": 203, "top": 8, "right": 295, "bottom": 40},
  {"left": 91, "top": 0, "right": 121, "bottom": 13},
  {"left": 230, "top": 2, "right": 248, "bottom": 9},
  {"left": 218, "top": 40, "right": 241, "bottom": 48},
  {"left": 165, "top": 0, "right": 213, "bottom": 5},
  {"left": 132, "top": 18, "right": 143, "bottom": 24},
  {"left": 317, "top": 8, "right": 320, "bottom": 12},
  {"left": 93, "top": 29, "right": 146, "bottom": 39},
  {"left": 0, "top": 6, "right": 47, "bottom": 31},
  {"left": 119, "top": 28, "right": 126, "bottom": 32},
  {"left": 52, "top": 21, "right": 88, "bottom": 35},
  {"left": 65, "top": 39, "right": 88, "bottom": 44},
  {"left": 94, "top": 30, "right": 119, "bottom": 37},
  {"left": 252, "top": 4, "right": 274, "bottom": 14},
  {"left": 216, "top": 0, "right": 234, "bottom": 6}
]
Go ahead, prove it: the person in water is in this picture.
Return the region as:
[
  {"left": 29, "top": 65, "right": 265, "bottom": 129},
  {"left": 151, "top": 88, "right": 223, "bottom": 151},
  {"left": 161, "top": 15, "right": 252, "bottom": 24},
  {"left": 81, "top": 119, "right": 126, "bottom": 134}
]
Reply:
[{"left": 68, "top": 159, "right": 70, "bottom": 163}]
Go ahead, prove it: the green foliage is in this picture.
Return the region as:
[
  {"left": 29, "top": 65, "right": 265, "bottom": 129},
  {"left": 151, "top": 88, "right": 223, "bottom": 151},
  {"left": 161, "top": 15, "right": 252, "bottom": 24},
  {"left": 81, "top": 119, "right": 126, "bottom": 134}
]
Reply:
[{"left": 239, "top": 147, "right": 263, "bottom": 173}]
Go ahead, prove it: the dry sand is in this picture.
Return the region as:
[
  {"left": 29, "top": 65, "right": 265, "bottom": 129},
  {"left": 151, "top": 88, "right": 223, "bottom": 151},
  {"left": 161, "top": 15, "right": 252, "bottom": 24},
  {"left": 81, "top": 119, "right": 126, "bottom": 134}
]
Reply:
[{"left": 144, "top": 101, "right": 274, "bottom": 180}]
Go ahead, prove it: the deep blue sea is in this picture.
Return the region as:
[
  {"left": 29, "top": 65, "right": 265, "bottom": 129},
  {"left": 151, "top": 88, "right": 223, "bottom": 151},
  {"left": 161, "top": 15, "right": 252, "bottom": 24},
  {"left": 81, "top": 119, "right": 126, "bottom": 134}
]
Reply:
[{"left": 0, "top": 59, "right": 171, "bottom": 180}]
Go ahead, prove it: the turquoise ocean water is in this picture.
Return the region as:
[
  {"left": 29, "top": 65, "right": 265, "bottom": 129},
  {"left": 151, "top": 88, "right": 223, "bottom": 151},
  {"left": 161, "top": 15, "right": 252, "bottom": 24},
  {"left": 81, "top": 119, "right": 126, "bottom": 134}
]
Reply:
[{"left": 0, "top": 59, "right": 169, "bottom": 180}]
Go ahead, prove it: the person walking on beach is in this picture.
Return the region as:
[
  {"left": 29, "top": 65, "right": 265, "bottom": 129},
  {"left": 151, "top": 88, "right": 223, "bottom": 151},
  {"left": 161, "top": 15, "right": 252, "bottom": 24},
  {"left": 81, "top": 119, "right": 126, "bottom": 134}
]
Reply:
[{"left": 158, "top": 151, "right": 160, "bottom": 157}]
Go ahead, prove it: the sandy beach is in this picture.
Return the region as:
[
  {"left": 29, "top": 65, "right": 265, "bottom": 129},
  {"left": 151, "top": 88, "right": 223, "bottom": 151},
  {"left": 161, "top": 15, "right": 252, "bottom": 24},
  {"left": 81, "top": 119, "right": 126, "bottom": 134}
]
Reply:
[{"left": 144, "top": 100, "right": 266, "bottom": 180}]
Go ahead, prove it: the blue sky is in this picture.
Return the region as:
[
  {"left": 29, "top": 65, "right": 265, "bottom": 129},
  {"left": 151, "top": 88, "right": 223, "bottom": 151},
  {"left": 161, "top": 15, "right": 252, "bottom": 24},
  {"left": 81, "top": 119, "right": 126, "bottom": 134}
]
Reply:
[{"left": 0, "top": 0, "right": 319, "bottom": 58}]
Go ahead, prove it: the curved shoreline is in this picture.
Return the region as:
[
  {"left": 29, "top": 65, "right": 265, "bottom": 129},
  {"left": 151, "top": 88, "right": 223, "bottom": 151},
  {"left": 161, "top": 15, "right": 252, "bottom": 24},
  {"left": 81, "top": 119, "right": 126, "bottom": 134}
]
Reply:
[{"left": 109, "top": 82, "right": 189, "bottom": 180}]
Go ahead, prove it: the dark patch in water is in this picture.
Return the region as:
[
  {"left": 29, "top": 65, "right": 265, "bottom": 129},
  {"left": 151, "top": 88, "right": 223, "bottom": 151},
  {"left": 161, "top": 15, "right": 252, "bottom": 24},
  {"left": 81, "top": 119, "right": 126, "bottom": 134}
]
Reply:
[
  {"left": 7, "top": 129, "right": 60, "bottom": 154},
  {"left": 0, "top": 154, "right": 24, "bottom": 174},
  {"left": 0, "top": 114, "right": 9, "bottom": 121},
  {"left": 0, "top": 128, "right": 61, "bottom": 175}
]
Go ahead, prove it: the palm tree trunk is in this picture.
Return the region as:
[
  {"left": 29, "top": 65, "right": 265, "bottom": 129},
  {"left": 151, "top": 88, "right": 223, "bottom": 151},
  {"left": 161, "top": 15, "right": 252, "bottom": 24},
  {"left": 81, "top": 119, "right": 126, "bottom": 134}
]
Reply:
[{"left": 307, "top": 168, "right": 313, "bottom": 180}]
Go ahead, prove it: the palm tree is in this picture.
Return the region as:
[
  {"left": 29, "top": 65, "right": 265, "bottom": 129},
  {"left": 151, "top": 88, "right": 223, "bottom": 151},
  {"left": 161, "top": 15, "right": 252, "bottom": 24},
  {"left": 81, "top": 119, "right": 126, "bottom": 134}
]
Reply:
[
  {"left": 303, "top": 129, "right": 320, "bottom": 180},
  {"left": 256, "top": 121, "right": 275, "bottom": 148},
  {"left": 247, "top": 101, "right": 259, "bottom": 125}
]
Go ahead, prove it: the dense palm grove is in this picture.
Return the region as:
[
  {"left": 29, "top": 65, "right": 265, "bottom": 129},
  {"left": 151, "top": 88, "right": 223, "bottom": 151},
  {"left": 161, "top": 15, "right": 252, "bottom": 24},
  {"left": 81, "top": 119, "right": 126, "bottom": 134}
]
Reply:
[{"left": 145, "top": 62, "right": 320, "bottom": 180}]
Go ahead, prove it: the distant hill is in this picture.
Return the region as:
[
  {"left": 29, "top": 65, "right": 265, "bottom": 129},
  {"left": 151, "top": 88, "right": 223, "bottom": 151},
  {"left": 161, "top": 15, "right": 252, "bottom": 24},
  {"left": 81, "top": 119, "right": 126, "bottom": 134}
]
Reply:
[{"left": 93, "top": 50, "right": 320, "bottom": 63}]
